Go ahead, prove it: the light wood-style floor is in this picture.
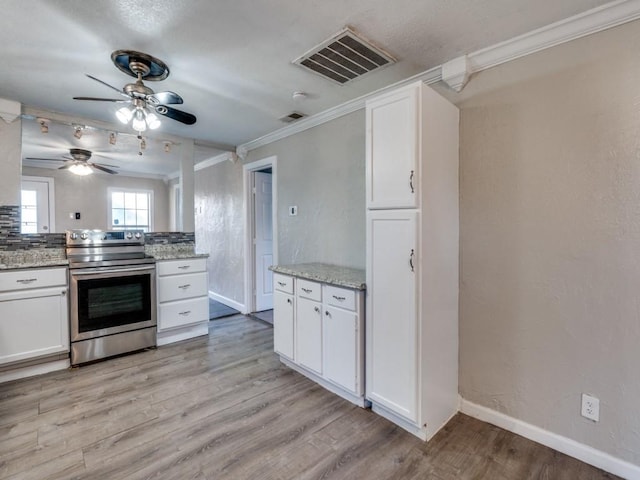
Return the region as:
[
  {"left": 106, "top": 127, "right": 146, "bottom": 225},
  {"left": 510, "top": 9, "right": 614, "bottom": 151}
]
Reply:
[{"left": 0, "top": 315, "right": 619, "bottom": 479}]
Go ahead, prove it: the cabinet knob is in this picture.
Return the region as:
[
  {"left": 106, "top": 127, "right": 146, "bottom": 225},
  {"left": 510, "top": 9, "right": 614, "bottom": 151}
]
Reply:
[
  {"left": 287, "top": 298, "right": 292, "bottom": 305},
  {"left": 325, "top": 311, "right": 330, "bottom": 316},
  {"left": 314, "top": 306, "right": 320, "bottom": 313}
]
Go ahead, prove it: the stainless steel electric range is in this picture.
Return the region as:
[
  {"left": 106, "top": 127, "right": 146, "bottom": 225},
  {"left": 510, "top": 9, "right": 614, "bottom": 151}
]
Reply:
[{"left": 66, "top": 229, "right": 157, "bottom": 365}]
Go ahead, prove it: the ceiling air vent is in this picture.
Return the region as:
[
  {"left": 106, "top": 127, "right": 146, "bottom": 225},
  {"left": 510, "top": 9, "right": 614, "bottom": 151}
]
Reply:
[
  {"left": 279, "top": 112, "right": 307, "bottom": 123},
  {"left": 293, "top": 27, "right": 396, "bottom": 85}
]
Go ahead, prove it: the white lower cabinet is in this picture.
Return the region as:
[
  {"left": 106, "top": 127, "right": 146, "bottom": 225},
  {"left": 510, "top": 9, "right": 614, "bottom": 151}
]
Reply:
[
  {"left": 0, "top": 267, "right": 69, "bottom": 368},
  {"left": 156, "top": 258, "right": 209, "bottom": 345},
  {"left": 273, "top": 271, "right": 365, "bottom": 406}
]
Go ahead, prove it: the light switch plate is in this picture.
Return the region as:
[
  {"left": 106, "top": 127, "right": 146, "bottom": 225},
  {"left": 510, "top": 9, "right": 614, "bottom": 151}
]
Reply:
[{"left": 289, "top": 206, "right": 298, "bottom": 216}]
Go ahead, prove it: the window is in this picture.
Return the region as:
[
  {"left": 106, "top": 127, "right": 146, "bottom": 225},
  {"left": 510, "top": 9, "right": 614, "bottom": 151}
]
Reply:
[{"left": 108, "top": 188, "right": 153, "bottom": 232}]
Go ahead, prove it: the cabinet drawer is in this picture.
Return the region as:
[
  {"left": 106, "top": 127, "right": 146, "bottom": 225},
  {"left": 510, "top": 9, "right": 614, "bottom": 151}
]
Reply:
[
  {"left": 296, "top": 279, "right": 321, "bottom": 302},
  {"left": 324, "top": 285, "right": 356, "bottom": 311},
  {"left": 274, "top": 273, "right": 293, "bottom": 294},
  {"left": 158, "top": 272, "right": 208, "bottom": 302},
  {"left": 158, "top": 297, "right": 209, "bottom": 331},
  {"left": 0, "top": 267, "right": 67, "bottom": 292},
  {"left": 157, "top": 258, "right": 207, "bottom": 276}
]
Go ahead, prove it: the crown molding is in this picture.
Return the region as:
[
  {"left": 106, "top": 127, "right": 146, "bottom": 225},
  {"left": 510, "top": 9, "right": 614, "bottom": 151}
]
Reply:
[
  {"left": 194, "top": 152, "right": 236, "bottom": 172},
  {"left": 237, "top": 0, "right": 640, "bottom": 154},
  {"left": 467, "top": 0, "right": 640, "bottom": 73}
]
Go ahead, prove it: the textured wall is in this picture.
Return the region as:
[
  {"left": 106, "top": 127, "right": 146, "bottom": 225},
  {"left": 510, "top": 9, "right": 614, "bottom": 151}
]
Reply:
[
  {"left": 457, "top": 20, "right": 640, "bottom": 464},
  {"left": 0, "top": 118, "right": 21, "bottom": 206},
  {"left": 22, "top": 166, "right": 170, "bottom": 232},
  {"left": 247, "top": 110, "right": 366, "bottom": 268},
  {"left": 194, "top": 159, "right": 245, "bottom": 303}
]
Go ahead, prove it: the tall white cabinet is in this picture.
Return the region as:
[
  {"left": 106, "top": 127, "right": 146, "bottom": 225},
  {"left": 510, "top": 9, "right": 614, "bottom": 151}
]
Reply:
[{"left": 365, "top": 81, "right": 459, "bottom": 441}]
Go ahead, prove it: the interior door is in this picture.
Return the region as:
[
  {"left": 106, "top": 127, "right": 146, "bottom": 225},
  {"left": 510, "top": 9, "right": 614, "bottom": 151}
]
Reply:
[
  {"left": 254, "top": 171, "right": 273, "bottom": 311},
  {"left": 21, "top": 178, "right": 53, "bottom": 233}
]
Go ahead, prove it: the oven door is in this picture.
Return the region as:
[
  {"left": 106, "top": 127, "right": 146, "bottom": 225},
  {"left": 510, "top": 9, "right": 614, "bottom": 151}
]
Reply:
[{"left": 69, "top": 265, "right": 156, "bottom": 342}]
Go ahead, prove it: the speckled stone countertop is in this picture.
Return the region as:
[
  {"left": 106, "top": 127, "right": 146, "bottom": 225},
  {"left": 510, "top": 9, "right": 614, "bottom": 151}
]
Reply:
[
  {"left": 0, "top": 249, "right": 69, "bottom": 270},
  {"left": 270, "top": 263, "right": 366, "bottom": 290},
  {"left": 145, "top": 244, "right": 209, "bottom": 261}
]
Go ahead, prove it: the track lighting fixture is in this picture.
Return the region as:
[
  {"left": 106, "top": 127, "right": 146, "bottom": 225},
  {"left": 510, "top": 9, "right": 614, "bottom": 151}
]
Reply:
[
  {"left": 108, "top": 132, "right": 117, "bottom": 145},
  {"left": 37, "top": 118, "right": 49, "bottom": 134},
  {"left": 163, "top": 141, "right": 172, "bottom": 153},
  {"left": 73, "top": 125, "right": 84, "bottom": 139}
]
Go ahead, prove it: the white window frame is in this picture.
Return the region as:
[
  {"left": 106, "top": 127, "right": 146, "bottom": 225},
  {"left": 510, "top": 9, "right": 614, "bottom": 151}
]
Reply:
[{"left": 107, "top": 187, "right": 154, "bottom": 232}]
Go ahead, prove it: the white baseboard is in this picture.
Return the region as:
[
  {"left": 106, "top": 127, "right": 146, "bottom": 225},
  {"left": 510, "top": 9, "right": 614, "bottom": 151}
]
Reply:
[
  {"left": 460, "top": 398, "right": 640, "bottom": 480},
  {"left": 157, "top": 322, "right": 208, "bottom": 346},
  {"left": 208, "top": 291, "right": 246, "bottom": 314},
  {"left": 0, "top": 359, "right": 70, "bottom": 384}
]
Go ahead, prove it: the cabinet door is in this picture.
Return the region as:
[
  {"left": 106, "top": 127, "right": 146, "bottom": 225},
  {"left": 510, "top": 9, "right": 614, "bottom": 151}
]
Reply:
[
  {"left": 296, "top": 297, "right": 322, "bottom": 374},
  {"left": 366, "top": 85, "right": 419, "bottom": 209},
  {"left": 366, "top": 210, "right": 418, "bottom": 421},
  {"left": 323, "top": 305, "right": 357, "bottom": 393},
  {"left": 273, "top": 290, "right": 295, "bottom": 360},
  {"left": 0, "top": 287, "right": 69, "bottom": 365}
]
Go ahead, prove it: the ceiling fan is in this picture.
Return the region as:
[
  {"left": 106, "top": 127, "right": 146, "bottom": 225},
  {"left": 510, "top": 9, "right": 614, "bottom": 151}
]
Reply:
[
  {"left": 73, "top": 50, "right": 196, "bottom": 131},
  {"left": 26, "top": 148, "right": 119, "bottom": 175}
]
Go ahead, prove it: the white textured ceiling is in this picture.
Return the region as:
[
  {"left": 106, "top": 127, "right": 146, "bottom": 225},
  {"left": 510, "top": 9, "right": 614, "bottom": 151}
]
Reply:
[{"left": 1, "top": 0, "right": 614, "bottom": 174}]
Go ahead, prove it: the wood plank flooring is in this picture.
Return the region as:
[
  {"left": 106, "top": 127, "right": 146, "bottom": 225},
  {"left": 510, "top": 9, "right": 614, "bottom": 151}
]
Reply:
[{"left": 0, "top": 315, "right": 620, "bottom": 479}]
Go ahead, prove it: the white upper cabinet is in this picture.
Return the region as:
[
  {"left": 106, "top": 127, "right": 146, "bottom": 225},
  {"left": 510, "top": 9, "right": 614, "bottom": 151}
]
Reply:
[{"left": 366, "top": 84, "right": 419, "bottom": 209}]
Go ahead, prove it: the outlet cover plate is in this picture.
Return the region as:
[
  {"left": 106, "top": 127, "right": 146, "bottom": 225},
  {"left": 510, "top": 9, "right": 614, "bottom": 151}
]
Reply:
[{"left": 581, "top": 393, "right": 600, "bottom": 422}]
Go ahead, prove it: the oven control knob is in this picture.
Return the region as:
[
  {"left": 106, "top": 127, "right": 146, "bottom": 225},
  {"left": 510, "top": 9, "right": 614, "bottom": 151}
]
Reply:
[
  {"left": 134, "top": 232, "right": 142, "bottom": 239},
  {"left": 80, "top": 233, "right": 88, "bottom": 240},
  {"left": 69, "top": 233, "right": 78, "bottom": 240},
  {"left": 102, "top": 234, "right": 108, "bottom": 240},
  {"left": 126, "top": 232, "right": 133, "bottom": 239}
]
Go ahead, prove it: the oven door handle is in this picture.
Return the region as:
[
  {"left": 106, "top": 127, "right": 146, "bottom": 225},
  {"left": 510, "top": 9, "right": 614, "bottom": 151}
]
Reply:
[{"left": 70, "top": 265, "right": 156, "bottom": 275}]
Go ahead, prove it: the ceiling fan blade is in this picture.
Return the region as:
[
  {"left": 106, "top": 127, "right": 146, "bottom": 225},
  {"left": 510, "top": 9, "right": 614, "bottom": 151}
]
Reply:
[
  {"left": 91, "top": 163, "right": 118, "bottom": 175},
  {"left": 58, "top": 164, "right": 72, "bottom": 170},
  {"left": 155, "top": 105, "right": 197, "bottom": 125},
  {"left": 147, "top": 91, "right": 183, "bottom": 105},
  {"left": 73, "top": 96, "right": 130, "bottom": 103},
  {"left": 85, "top": 74, "right": 130, "bottom": 98},
  {"left": 25, "top": 157, "right": 65, "bottom": 162},
  {"left": 94, "top": 162, "right": 119, "bottom": 168}
]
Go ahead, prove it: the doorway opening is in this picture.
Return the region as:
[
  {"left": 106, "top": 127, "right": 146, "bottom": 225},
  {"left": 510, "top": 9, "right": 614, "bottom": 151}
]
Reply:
[
  {"left": 243, "top": 156, "right": 277, "bottom": 317},
  {"left": 20, "top": 176, "right": 55, "bottom": 233}
]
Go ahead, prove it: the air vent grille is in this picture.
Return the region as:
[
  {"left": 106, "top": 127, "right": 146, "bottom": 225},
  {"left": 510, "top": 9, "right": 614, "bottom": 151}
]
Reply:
[
  {"left": 293, "top": 27, "right": 396, "bottom": 85},
  {"left": 279, "top": 112, "right": 307, "bottom": 123}
]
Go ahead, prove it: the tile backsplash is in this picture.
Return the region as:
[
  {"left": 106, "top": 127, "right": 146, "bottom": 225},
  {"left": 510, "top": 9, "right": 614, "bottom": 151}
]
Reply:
[
  {"left": 0, "top": 205, "right": 65, "bottom": 251},
  {"left": 0, "top": 205, "right": 194, "bottom": 250}
]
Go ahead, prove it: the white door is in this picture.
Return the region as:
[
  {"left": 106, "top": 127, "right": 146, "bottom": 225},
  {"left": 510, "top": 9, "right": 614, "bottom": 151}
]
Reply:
[
  {"left": 366, "top": 85, "right": 418, "bottom": 209},
  {"left": 254, "top": 171, "right": 273, "bottom": 311},
  {"left": 324, "top": 305, "right": 357, "bottom": 393},
  {"left": 296, "top": 297, "right": 323, "bottom": 374},
  {"left": 366, "top": 209, "right": 418, "bottom": 421},
  {"left": 273, "top": 290, "right": 294, "bottom": 360},
  {"left": 21, "top": 178, "right": 54, "bottom": 233}
]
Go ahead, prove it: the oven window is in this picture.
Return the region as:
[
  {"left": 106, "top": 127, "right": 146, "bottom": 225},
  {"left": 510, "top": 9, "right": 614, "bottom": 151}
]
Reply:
[{"left": 77, "top": 274, "right": 152, "bottom": 333}]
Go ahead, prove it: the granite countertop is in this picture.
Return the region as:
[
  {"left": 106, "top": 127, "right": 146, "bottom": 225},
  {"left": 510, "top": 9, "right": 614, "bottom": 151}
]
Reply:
[
  {"left": 145, "top": 244, "right": 209, "bottom": 261},
  {"left": 270, "top": 263, "right": 366, "bottom": 290},
  {"left": 0, "top": 249, "right": 69, "bottom": 270}
]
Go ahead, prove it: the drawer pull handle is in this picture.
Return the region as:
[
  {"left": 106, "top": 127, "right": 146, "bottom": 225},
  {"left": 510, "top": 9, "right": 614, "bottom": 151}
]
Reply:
[
  {"left": 409, "top": 249, "right": 415, "bottom": 272},
  {"left": 332, "top": 295, "right": 346, "bottom": 301},
  {"left": 178, "top": 284, "right": 191, "bottom": 290},
  {"left": 179, "top": 311, "right": 191, "bottom": 316},
  {"left": 177, "top": 265, "right": 191, "bottom": 270},
  {"left": 409, "top": 170, "right": 415, "bottom": 194},
  {"left": 278, "top": 281, "right": 287, "bottom": 287},
  {"left": 302, "top": 287, "right": 312, "bottom": 293},
  {"left": 16, "top": 278, "right": 37, "bottom": 284},
  {"left": 287, "top": 298, "right": 292, "bottom": 305},
  {"left": 314, "top": 306, "right": 320, "bottom": 313}
]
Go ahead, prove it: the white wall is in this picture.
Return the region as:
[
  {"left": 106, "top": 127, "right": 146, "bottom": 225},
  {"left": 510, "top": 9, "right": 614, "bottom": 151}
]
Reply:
[
  {"left": 457, "top": 19, "right": 640, "bottom": 465},
  {"left": 0, "top": 118, "right": 21, "bottom": 206}
]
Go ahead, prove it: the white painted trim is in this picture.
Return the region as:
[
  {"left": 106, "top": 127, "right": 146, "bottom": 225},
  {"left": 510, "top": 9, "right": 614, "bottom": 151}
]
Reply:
[
  {"left": 21, "top": 175, "right": 56, "bottom": 233},
  {"left": 460, "top": 399, "right": 640, "bottom": 480},
  {"left": 157, "top": 322, "right": 208, "bottom": 346},
  {"left": 208, "top": 290, "right": 245, "bottom": 314},
  {"left": 237, "top": 0, "right": 640, "bottom": 152},
  {"left": 243, "top": 156, "right": 278, "bottom": 314},
  {"left": 194, "top": 152, "right": 235, "bottom": 172},
  {"left": 107, "top": 187, "right": 154, "bottom": 231},
  {"left": 0, "top": 359, "right": 69, "bottom": 384}
]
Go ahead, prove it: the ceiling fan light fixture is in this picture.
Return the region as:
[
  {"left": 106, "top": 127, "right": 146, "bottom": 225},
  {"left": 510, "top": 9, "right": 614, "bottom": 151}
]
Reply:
[
  {"left": 131, "top": 109, "right": 147, "bottom": 132},
  {"left": 146, "top": 111, "right": 161, "bottom": 130},
  {"left": 116, "top": 106, "right": 133, "bottom": 124},
  {"left": 69, "top": 163, "right": 93, "bottom": 176}
]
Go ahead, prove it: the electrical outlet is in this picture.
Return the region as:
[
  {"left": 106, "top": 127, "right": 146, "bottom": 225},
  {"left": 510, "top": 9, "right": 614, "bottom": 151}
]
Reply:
[{"left": 581, "top": 393, "right": 600, "bottom": 422}]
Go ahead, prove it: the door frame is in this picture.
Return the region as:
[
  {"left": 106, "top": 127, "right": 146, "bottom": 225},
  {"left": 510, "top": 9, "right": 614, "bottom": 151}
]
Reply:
[
  {"left": 243, "top": 156, "right": 278, "bottom": 314},
  {"left": 21, "top": 175, "right": 56, "bottom": 233}
]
